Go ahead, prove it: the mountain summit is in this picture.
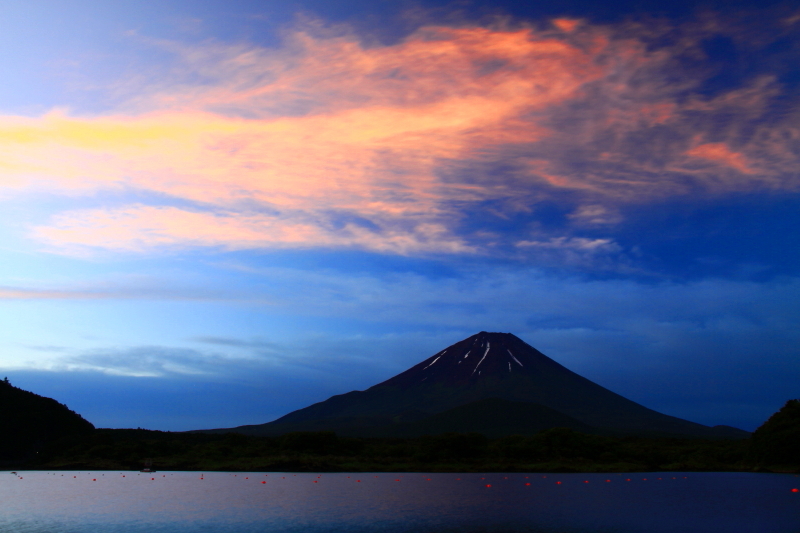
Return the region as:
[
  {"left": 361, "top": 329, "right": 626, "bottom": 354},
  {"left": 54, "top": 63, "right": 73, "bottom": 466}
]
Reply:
[
  {"left": 203, "top": 332, "right": 749, "bottom": 439},
  {"left": 379, "top": 331, "right": 579, "bottom": 388}
]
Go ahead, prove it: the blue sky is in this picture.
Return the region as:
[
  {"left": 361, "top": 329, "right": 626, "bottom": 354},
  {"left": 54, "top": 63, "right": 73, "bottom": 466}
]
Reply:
[{"left": 0, "top": 0, "right": 798, "bottom": 432}]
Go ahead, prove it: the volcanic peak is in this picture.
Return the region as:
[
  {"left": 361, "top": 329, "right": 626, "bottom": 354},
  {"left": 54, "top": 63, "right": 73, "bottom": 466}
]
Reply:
[{"left": 376, "top": 331, "right": 561, "bottom": 389}]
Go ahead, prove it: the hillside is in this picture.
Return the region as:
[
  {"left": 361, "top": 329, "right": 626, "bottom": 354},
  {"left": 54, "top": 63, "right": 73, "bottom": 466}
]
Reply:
[
  {"left": 0, "top": 377, "right": 95, "bottom": 463},
  {"left": 749, "top": 399, "right": 800, "bottom": 468}
]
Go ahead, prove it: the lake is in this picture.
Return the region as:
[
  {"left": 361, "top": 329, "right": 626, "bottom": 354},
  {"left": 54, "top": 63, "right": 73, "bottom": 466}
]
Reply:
[{"left": 1, "top": 471, "right": 798, "bottom": 532}]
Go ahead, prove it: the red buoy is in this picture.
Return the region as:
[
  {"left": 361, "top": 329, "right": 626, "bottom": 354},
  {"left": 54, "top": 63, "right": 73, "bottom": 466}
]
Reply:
[
  {"left": 792, "top": 488, "right": 798, "bottom": 492},
  {"left": 485, "top": 484, "right": 491, "bottom": 488},
  {"left": 261, "top": 481, "right": 266, "bottom": 484}
]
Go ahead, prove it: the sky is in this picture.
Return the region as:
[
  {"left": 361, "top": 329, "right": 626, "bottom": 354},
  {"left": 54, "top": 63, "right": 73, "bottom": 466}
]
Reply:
[{"left": 0, "top": 0, "right": 798, "bottom": 432}]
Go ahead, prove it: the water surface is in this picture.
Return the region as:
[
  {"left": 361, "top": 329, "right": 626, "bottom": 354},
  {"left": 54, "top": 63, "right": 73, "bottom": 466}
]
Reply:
[{"left": 1, "top": 471, "right": 798, "bottom": 532}]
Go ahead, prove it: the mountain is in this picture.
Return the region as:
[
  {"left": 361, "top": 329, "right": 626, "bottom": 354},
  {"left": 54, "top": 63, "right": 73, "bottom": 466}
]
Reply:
[
  {"left": 201, "top": 332, "right": 749, "bottom": 439},
  {"left": 749, "top": 399, "right": 800, "bottom": 466},
  {"left": 0, "top": 377, "right": 95, "bottom": 463}
]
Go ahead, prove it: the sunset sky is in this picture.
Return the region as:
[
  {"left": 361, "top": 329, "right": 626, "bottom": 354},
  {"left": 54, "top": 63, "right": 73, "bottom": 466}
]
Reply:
[{"left": 1, "top": 0, "right": 798, "bottom": 432}]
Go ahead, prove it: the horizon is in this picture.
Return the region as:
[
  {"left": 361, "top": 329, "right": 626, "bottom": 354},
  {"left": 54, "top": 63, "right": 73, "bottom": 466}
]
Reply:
[
  {"left": 0, "top": 329, "right": 771, "bottom": 434},
  {"left": 1, "top": 0, "right": 798, "bottom": 433}
]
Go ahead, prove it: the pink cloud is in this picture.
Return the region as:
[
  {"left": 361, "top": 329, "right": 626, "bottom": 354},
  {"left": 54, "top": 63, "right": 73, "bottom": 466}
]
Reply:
[
  {"left": 552, "top": 19, "right": 582, "bottom": 33},
  {"left": 35, "top": 206, "right": 474, "bottom": 255},
  {"left": 1, "top": 18, "right": 797, "bottom": 255},
  {"left": 685, "top": 143, "right": 756, "bottom": 174}
]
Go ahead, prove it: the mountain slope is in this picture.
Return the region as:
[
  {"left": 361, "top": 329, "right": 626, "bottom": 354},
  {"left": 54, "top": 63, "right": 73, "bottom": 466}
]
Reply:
[
  {"left": 0, "top": 378, "right": 95, "bottom": 462},
  {"left": 203, "top": 332, "right": 749, "bottom": 439},
  {"left": 749, "top": 399, "right": 800, "bottom": 466},
  {"left": 380, "top": 398, "right": 595, "bottom": 439}
]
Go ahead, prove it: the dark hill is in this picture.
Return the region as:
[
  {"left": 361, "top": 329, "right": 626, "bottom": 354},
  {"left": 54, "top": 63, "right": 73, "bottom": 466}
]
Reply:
[
  {"left": 0, "top": 377, "right": 95, "bottom": 463},
  {"left": 200, "top": 332, "right": 749, "bottom": 439},
  {"left": 749, "top": 399, "right": 800, "bottom": 466}
]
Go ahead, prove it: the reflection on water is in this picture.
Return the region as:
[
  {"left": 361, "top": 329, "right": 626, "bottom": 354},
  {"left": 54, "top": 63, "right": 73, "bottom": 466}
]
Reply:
[{"left": 1, "top": 471, "right": 798, "bottom": 532}]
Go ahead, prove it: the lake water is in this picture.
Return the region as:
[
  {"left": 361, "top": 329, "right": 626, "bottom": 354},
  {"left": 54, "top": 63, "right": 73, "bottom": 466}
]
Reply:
[{"left": 1, "top": 471, "right": 798, "bottom": 532}]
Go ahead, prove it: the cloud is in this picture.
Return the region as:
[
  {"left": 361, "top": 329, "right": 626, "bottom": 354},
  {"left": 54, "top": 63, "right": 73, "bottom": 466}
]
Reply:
[
  {"left": 0, "top": 15, "right": 797, "bottom": 256},
  {"left": 0, "top": 287, "right": 102, "bottom": 300},
  {"left": 35, "top": 205, "right": 474, "bottom": 255},
  {"left": 685, "top": 142, "right": 756, "bottom": 175},
  {"left": 67, "top": 346, "right": 228, "bottom": 377}
]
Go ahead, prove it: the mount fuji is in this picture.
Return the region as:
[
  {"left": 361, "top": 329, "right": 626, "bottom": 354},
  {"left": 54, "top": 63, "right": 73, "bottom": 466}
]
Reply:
[{"left": 201, "top": 332, "right": 748, "bottom": 439}]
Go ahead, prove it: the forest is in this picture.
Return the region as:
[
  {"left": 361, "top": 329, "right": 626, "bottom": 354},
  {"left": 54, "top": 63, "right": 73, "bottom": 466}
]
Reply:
[{"left": 25, "top": 400, "right": 799, "bottom": 473}]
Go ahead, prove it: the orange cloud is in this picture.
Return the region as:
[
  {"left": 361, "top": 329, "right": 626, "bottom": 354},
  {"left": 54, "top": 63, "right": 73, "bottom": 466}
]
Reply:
[
  {"left": 3, "top": 20, "right": 798, "bottom": 255},
  {"left": 686, "top": 143, "right": 756, "bottom": 174},
  {"left": 5, "top": 25, "right": 605, "bottom": 253},
  {"left": 552, "top": 19, "right": 581, "bottom": 33}
]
